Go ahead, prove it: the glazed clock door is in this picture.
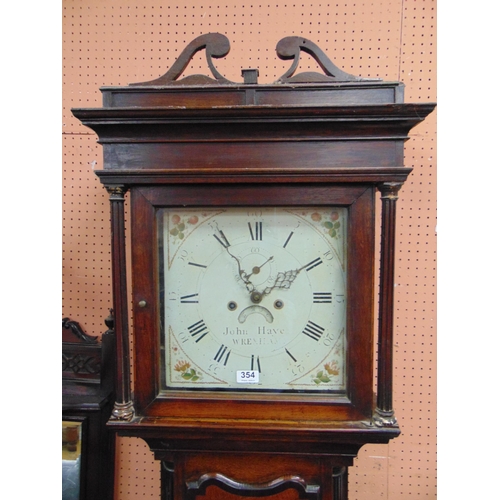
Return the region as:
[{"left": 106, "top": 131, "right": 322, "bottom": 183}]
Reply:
[
  {"left": 160, "top": 206, "right": 347, "bottom": 393},
  {"left": 130, "top": 183, "right": 375, "bottom": 422}
]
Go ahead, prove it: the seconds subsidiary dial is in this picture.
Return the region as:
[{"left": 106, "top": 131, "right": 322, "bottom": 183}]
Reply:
[{"left": 160, "top": 207, "right": 347, "bottom": 392}]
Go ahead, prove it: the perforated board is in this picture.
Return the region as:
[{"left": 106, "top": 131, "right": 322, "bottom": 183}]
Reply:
[{"left": 62, "top": 1, "right": 436, "bottom": 498}]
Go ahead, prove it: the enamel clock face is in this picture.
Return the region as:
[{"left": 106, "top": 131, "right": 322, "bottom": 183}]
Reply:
[{"left": 159, "top": 207, "right": 347, "bottom": 393}]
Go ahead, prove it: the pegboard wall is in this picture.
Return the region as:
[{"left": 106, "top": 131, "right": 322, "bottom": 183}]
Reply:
[{"left": 62, "top": 1, "right": 436, "bottom": 499}]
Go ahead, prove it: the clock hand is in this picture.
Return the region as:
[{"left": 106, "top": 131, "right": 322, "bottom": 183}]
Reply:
[
  {"left": 262, "top": 270, "right": 299, "bottom": 295},
  {"left": 250, "top": 263, "right": 307, "bottom": 304},
  {"left": 260, "top": 261, "right": 310, "bottom": 296},
  {"left": 224, "top": 247, "right": 255, "bottom": 292},
  {"left": 246, "top": 255, "right": 274, "bottom": 279},
  {"left": 225, "top": 247, "right": 275, "bottom": 294}
]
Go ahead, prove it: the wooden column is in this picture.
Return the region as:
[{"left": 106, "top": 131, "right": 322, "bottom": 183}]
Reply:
[
  {"left": 374, "top": 181, "right": 402, "bottom": 427},
  {"left": 332, "top": 466, "right": 348, "bottom": 500},
  {"left": 106, "top": 185, "right": 135, "bottom": 421},
  {"left": 161, "top": 461, "right": 174, "bottom": 500}
]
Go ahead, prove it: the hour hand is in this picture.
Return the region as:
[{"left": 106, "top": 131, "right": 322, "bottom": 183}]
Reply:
[
  {"left": 263, "top": 269, "right": 300, "bottom": 295},
  {"left": 261, "top": 256, "right": 318, "bottom": 295}
]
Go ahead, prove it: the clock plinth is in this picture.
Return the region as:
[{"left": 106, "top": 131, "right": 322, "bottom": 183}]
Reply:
[{"left": 72, "top": 34, "right": 435, "bottom": 499}]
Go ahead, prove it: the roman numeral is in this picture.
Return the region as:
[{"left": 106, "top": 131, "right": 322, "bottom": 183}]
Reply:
[
  {"left": 248, "top": 221, "right": 263, "bottom": 240},
  {"left": 188, "top": 262, "right": 207, "bottom": 269},
  {"left": 313, "top": 292, "right": 333, "bottom": 303},
  {"left": 188, "top": 320, "right": 209, "bottom": 342},
  {"left": 214, "top": 344, "right": 231, "bottom": 365},
  {"left": 283, "top": 231, "right": 294, "bottom": 248},
  {"left": 302, "top": 320, "right": 325, "bottom": 341},
  {"left": 285, "top": 348, "right": 297, "bottom": 362},
  {"left": 251, "top": 354, "right": 261, "bottom": 372},
  {"left": 213, "top": 230, "right": 230, "bottom": 248},
  {"left": 180, "top": 293, "right": 199, "bottom": 303},
  {"left": 305, "top": 257, "right": 323, "bottom": 272}
]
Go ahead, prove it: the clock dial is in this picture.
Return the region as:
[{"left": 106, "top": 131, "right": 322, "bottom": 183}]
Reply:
[{"left": 159, "top": 207, "right": 347, "bottom": 392}]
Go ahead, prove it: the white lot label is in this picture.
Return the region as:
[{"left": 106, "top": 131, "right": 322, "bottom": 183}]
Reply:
[{"left": 236, "top": 370, "right": 260, "bottom": 384}]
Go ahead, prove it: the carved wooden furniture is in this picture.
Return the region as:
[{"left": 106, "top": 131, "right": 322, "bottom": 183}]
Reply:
[
  {"left": 72, "top": 34, "right": 435, "bottom": 499},
  {"left": 62, "top": 317, "right": 116, "bottom": 500}
]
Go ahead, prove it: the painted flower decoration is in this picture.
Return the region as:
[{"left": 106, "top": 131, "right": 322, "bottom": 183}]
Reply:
[
  {"left": 170, "top": 214, "right": 200, "bottom": 241},
  {"left": 174, "top": 360, "right": 191, "bottom": 372},
  {"left": 324, "top": 361, "right": 339, "bottom": 376},
  {"left": 309, "top": 211, "right": 341, "bottom": 239},
  {"left": 313, "top": 361, "right": 339, "bottom": 384},
  {"left": 174, "top": 360, "right": 201, "bottom": 382}
]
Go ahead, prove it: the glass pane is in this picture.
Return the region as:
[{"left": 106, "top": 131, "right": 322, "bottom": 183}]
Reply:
[{"left": 158, "top": 207, "right": 347, "bottom": 393}]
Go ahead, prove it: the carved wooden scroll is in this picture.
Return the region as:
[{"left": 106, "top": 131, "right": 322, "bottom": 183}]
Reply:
[
  {"left": 275, "top": 36, "right": 363, "bottom": 83},
  {"left": 130, "top": 33, "right": 233, "bottom": 86},
  {"left": 62, "top": 317, "right": 98, "bottom": 343},
  {"left": 129, "top": 33, "right": 364, "bottom": 86}
]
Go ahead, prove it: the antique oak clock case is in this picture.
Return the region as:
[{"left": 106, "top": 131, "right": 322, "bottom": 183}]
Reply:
[{"left": 72, "top": 34, "right": 435, "bottom": 499}]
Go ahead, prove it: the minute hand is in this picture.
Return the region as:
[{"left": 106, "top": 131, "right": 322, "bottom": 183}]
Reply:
[{"left": 225, "top": 246, "right": 255, "bottom": 291}]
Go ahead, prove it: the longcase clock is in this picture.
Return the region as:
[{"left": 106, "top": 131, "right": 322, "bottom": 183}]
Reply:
[{"left": 72, "top": 34, "right": 435, "bottom": 500}]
